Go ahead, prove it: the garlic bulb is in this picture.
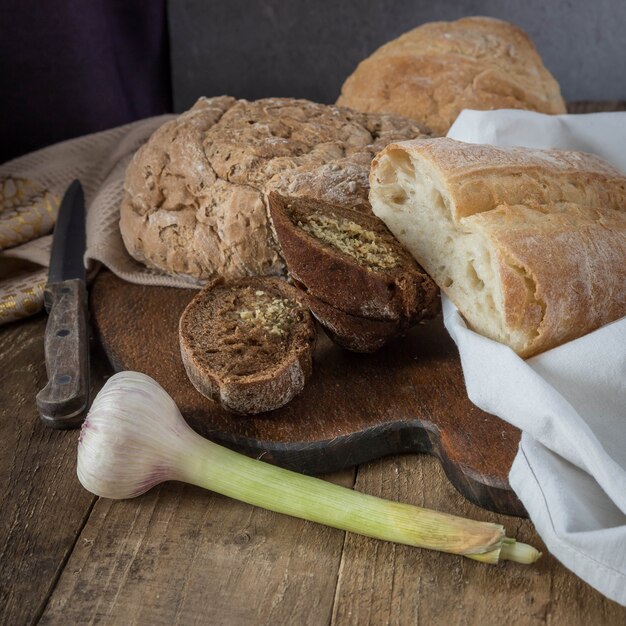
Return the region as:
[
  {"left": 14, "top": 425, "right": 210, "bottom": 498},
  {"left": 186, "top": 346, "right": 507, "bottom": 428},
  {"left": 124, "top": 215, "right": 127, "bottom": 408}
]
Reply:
[
  {"left": 77, "top": 371, "right": 192, "bottom": 498},
  {"left": 77, "top": 371, "right": 541, "bottom": 565}
]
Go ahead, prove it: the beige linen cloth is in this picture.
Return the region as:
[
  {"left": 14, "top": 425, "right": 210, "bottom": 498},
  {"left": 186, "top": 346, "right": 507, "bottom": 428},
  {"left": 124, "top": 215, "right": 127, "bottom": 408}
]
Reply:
[{"left": 0, "top": 114, "right": 217, "bottom": 325}]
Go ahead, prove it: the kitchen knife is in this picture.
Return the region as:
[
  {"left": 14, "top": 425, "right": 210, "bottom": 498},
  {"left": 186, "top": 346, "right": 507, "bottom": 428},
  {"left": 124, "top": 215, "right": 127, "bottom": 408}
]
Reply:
[{"left": 36, "top": 179, "right": 89, "bottom": 429}]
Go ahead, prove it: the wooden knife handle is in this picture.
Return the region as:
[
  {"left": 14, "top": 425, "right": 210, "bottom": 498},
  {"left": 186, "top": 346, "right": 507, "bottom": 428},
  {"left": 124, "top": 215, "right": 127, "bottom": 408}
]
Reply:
[{"left": 36, "top": 279, "right": 90, "bottom": 429}]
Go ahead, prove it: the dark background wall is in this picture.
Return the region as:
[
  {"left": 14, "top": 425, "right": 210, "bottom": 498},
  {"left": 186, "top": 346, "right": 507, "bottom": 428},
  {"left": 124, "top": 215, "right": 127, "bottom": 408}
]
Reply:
[
  {"left": 169, "top": 0, "right": 626, "bottom": 112},
  {"left": 2, "top": 0, "right": 624, "bottom": 163},
  {"left": 0, "top": 0, "right": 171, "bottom": 163}
]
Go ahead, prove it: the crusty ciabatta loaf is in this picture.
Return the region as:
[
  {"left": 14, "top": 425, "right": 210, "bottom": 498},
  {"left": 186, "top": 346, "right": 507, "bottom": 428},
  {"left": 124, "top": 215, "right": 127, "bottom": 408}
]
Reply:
[
  {"left": 179, "top": 278, "right": 316, "bottom": 414},
  {"left": 267, "top": 191, "right": 439, "bottom": 322},
  {"left": 369, "top": 138, "right": 626, "bottom": 357}
]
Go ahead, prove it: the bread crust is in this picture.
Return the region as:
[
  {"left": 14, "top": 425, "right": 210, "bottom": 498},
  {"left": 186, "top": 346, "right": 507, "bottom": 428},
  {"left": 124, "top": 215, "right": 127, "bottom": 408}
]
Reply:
[
  {"left": 304, "top": 293, "right": 403, "bottom": 353},
  {"left": 121, "top": 96, "right": 430, "bottom": 282},
  {"left": 179, "top": 277, "right": 316, "bottom": 414},
  {"left": 370, "top": 138, "right": 626, "bottom": 356},
  {"left": 338, "top": 16, "right": 566, "bottom": 135},
  {"left": 374, "top": 137, "right": 626, "bottom": 222},
  {"left": 471, "top": 204, "right": 626, "bottom": 356}
]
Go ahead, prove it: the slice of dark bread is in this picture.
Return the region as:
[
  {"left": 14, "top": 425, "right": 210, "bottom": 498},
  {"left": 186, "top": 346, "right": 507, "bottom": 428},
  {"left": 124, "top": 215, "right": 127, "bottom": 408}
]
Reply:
[
  {"left": 179, "top": 277, "right": 316, "bottom": 414},
  {"left": 304, "top": 293, "right": 402, "bottom": 353},
  {"left": 267, "top": 191, "right": 439, "bottom": 322}
]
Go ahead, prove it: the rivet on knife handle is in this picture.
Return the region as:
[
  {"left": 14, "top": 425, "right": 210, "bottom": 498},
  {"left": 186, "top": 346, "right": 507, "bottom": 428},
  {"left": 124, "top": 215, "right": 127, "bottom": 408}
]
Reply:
[{"left": 36, "top": 279, "right": 90, "bottom": 428}]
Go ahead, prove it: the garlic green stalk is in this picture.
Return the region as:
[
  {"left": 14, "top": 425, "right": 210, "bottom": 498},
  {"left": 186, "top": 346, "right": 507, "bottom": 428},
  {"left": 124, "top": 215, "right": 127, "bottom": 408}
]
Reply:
[{"left": 77, "top": 371, "right": 541, "bottom": 565}]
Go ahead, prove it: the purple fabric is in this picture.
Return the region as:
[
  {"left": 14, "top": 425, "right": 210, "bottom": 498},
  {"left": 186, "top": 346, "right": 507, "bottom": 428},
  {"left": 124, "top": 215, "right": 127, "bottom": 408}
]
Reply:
[{"left": 0, "top": 0, "right": 172, "bottom": 163}]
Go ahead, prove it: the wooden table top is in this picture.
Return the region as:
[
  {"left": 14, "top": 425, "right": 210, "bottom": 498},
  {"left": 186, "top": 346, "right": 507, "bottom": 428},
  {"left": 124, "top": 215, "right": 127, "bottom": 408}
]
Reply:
[
  {"left": 2, "top": 286, "right": 625, "bottom": 626},
  {"left": 2, "top": 102, "right": 626, "bottom": 625}
]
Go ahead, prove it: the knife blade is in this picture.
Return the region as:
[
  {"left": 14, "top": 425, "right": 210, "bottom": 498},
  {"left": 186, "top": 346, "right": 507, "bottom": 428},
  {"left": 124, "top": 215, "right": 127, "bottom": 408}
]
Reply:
[{"left": 36, "top": 179, "right": 90, "bottom": 429}]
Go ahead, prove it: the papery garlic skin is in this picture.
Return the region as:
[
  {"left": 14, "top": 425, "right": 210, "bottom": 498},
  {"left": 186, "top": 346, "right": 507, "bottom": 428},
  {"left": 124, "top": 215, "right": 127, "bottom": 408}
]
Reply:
[{"left": 77, "top": 371, "right": 195, "bottom": 499}]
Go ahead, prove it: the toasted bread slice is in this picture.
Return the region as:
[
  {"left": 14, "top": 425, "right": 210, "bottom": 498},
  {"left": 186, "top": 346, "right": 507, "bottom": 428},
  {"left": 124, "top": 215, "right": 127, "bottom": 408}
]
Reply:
[
  {"left": 179, "top": 277, "right": 316, "bottom": 414},
  {"left": 304, "top": 293, "right": 403, "bottom": 353},
  {"left": 267, "top": 191, "right": 439, "bottom": 322}
]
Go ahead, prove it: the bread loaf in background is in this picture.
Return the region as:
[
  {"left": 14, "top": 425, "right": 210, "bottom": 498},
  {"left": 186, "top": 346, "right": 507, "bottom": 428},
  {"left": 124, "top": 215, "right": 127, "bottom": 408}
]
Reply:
[
  {"left": 120, "top": 96, "right": 430, "bottom": 282},
  {"left": 369, "top": 138, "right": 626, "bottom": 357},
  {"left": 338, "top": 17, "right": 566, "bottom": 135}
]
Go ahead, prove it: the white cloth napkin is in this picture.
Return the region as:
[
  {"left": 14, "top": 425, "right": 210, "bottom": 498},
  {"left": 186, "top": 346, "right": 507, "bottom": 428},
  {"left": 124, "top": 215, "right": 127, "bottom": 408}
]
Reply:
[{"left": 446, "top": 109, "right": 626, "bottom": 606}]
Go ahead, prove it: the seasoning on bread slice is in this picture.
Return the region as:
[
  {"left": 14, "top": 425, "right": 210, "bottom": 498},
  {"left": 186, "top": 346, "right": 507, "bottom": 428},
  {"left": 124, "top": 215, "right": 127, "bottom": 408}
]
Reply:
[
  {"left": 267, "top": 191, "right": 439, "bottom": 322},
  {"left": 304, "top": 293, "right": 402, "bottom": 353},
  {"left": 179, "top": 277, "right": 316, "bottom": 414}
]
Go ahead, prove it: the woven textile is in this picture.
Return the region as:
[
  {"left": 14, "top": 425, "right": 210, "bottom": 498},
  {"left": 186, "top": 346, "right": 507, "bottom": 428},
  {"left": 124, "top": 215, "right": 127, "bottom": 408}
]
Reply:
[{"left": 0, "top": 115, "right": 215, "bottom": 325}]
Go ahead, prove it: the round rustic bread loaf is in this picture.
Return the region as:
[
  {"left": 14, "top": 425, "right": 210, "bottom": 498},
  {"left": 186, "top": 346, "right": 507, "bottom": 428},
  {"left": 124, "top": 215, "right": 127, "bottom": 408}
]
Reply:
[
  {"left": 120, "top": 96, "right": 430, "bottom": 281},
  {"left": 337, "top": 16, "right": 566, "bottom": 135}
]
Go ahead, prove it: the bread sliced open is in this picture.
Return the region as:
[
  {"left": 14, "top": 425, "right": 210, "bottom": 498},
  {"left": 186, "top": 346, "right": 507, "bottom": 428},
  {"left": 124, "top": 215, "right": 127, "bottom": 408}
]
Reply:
[
  {"left": 179, "top": 277, "right": 316, "bottom": 414},
  {"left": 267, "top": 191, "right": 439, "bottom": 322},
  {"left": 370, "top": 138, "right": 626, "bottom": 356}
]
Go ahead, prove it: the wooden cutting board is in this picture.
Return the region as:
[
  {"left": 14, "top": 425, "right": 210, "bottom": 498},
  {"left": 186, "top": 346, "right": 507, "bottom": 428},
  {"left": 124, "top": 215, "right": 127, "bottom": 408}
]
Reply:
[{"left": 90, "top": 270, "right": 524, "bottom": 517}]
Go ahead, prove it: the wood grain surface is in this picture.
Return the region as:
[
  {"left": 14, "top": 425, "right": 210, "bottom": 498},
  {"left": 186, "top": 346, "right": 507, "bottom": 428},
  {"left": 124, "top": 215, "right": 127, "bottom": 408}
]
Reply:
[
  {"left": 90, "top": 270, "right": 525, "bottom": 517},
  {"left": 38, "top": 455, "right": 626, "bottom": 625},
  {"left": 331, "top": 456, "right": 626, "bottom": 626},
  {"left": 40, "top": 470, "right": 355, "bottom": 625},
  {"left": 0, "top": 316, "right": 106, "bottom": 626}
]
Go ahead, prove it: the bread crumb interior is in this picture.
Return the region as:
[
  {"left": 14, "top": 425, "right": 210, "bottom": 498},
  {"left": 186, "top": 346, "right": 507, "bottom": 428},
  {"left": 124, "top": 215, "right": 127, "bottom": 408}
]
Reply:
[
  {"left": 299, "top": 214, "right": 399, "bottom": 270},
  {"left": 184, "top": 285, "right": 305, "bottom": 379},
  {"left": 370, "top": 149, "right": 529, "bottom": 351}
]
